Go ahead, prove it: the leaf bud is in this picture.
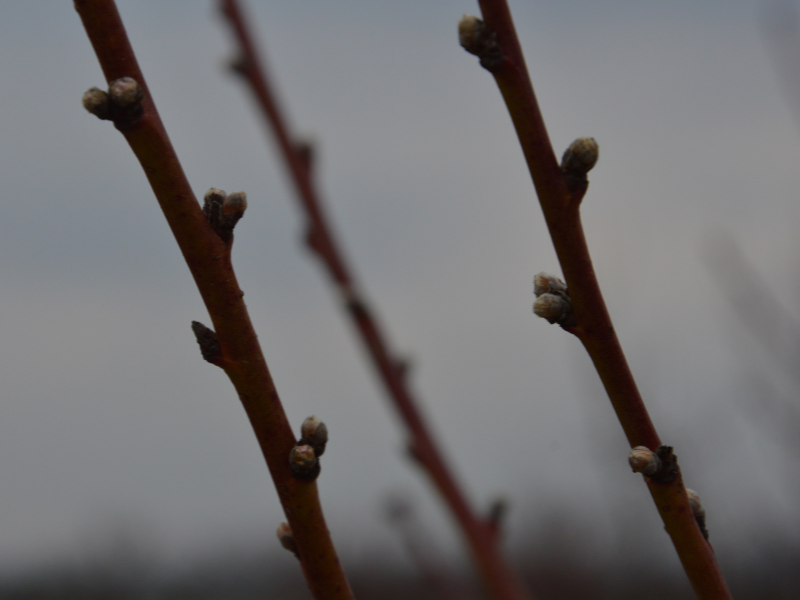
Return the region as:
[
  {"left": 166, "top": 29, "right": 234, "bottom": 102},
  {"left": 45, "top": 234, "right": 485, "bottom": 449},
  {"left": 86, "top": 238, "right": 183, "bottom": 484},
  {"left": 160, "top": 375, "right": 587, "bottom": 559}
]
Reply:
[
  {"left": 276, "top": 522, "right": 299, "bottom": 558},
  {"left": 628, "top": 446, "right": 661, "bottom": 476},
  {"left": 533, "top": 272, "right": 568, "bottom": 298},
  {"left": 458, "top": 15, "right": 483, "bottom": 51},
  {"left": 686, "top": 488, "right": 709, "bottom": 540},
  {"left": 533, "top": 293, "right": 572, "bottom": 325},
  {"left": 82, "top": 87, "right": 111, "bottom": 120},
  {"left": 204, "top": 188, "right": 226, "bottom": 206},
  {"left": 108, "top": 77, "right": 144, "bottom": 108},
  {"left": 300, "top": 416, "right": 328, "bottom": 457},
  {"left": 686, "top": 489, "right": 705, "bottom": 521},
  {"left": 289, "top": 444, "right": 320, "bottom": 480},
  {"left": 223, "top": 191, "right": 248, "bottom": 216},
  {"left": 458, "top": 15, "right": 502, "bottom": 70},
  {"left": 202, "top": 188, "right": 225, "bottom": 227},
  {"left": 561, "top": 137, "right": 599, "bottom": 176}
]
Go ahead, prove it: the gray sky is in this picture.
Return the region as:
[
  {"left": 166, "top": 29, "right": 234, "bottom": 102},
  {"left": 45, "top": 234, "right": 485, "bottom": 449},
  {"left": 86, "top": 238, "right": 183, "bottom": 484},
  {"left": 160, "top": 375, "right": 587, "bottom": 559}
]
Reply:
[{"left": 0, "top": 0, "right": 799, "bottom": 581}]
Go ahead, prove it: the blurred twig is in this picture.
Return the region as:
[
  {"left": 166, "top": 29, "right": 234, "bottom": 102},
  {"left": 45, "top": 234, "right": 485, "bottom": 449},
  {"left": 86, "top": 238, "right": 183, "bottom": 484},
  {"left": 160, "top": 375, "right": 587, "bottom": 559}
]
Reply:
[
  {"left": 703, "top": 232, "right": 800, "bottom": 385},
  {"left": 761, "top": 1, "right": 800, "bottom": 132},
  {"left": 703, "top": 232, "right": 800, "bottom": 448},
  {"left": 74, "top": 2, "right": 353, "bottom": 598},
  {"left": 217, "top": 2, "right": 532, "bottom": 599},
  {"left": 385, "top": 494, "right": 478, "bottom": 600},
  {"left": 465, "top": 1, "right": 732, "bottom": 597}
]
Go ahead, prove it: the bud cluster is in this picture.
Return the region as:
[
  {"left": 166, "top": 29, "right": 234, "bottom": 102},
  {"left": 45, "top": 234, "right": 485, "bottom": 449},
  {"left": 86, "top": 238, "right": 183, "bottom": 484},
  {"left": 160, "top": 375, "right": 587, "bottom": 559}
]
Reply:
[
  {"left": 532, "top": 272, "right": 574, "bottom": 327},
  {"left": 203, "top": 188, "right": 248, "bottom": 244},
  {"left": 289, "top": 416, "right": 329, "bottom": 480},
  {"left": 82, "top": 77, "right": 144, "bottom": 128}
]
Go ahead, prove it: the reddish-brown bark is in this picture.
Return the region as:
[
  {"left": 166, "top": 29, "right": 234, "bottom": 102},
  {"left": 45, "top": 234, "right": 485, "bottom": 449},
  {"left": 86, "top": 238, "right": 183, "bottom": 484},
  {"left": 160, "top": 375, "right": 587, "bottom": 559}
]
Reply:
[
  {"left": 218, "top": 2, "right": 533, "bottom": 599},
  {"left": 74, "top": 2, "right": 354, "bottom": 598},
  {"left": 473, "top": 1, "right": 732, "bottom": 598}
]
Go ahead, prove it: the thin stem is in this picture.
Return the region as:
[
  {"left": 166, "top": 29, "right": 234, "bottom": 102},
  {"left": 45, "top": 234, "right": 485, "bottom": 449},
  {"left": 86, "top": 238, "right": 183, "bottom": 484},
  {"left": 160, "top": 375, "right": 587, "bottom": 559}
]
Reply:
[
  {"left": 473, "top": 1, "right": 733, "bottom": 598},
  {"left": 218, "top": 2, "right": 532, "bottom": 599},
  {"left": 73, "top": 2, "right": 353, "bottom": 599}
]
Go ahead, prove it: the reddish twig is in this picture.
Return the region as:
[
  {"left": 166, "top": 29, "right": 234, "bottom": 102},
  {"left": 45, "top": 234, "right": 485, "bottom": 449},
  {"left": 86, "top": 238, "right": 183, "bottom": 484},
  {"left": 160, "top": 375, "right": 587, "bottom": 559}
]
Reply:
[
  {"left": 73, "top": 2, "right": 353, "bottom": 599},
  {"left": 218, "top": 2, "right": 532, "bottom": 599},
  {"left": 464, "top": 1, "right": 733, "bottom": 598}
]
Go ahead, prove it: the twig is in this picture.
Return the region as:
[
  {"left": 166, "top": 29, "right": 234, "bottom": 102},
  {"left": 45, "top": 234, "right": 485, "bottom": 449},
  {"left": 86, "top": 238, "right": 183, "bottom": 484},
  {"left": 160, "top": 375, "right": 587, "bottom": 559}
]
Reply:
[
  {"left": 73, "top": 2, "right": 353, "bottom": 599},
  {"left": 703, "top": 232, "right": 800, "bottom": 385},
  {"left": 218, "top": 2, "right": 532, "bottom": 599},
  {"left": 463, "top": 1, "right": 733, "bottom": 598}
]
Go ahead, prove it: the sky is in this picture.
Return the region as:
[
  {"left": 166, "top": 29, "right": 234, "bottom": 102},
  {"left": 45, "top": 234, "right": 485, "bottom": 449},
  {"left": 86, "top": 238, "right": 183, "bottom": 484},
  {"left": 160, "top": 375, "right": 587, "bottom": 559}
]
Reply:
[{"left": 0, "top": 0, "right": 799, "bottom": 587}]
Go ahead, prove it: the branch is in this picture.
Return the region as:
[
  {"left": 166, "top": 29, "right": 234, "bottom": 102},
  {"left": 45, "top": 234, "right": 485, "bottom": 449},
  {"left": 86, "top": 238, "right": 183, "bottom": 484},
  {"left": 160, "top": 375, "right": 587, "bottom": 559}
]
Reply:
[
  {"left": 462, "top": 2, "right": 733, "bottom": 598},
  {"left": 73, "top": 2, "right": 353, "bottom": 599},
  {"left": 218, "top": 2, "right": 532, "bottom": 599}
]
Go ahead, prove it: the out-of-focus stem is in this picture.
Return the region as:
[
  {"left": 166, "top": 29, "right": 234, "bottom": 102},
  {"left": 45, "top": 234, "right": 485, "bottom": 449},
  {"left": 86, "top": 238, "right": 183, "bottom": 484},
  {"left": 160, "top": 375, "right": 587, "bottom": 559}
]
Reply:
[
  {"left": 218, "top": 1, "right": 532, "bottom": 599},
  {"left": 73, "top": 2, "right": 353, "bottom": 599},
  {"left": 471, "top": 1, "right": 732, "bottom": 598}
]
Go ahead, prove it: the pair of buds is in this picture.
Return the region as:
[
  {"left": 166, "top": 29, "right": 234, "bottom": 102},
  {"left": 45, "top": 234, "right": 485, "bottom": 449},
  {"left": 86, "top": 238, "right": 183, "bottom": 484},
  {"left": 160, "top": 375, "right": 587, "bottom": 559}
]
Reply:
[
  {"left": 289, "top": 416, "right": 329, "bottom": 481},
  {"left": 533, "top": 273, "right": 575, "bottom": 327},
  {"left": 629, "top": 445, "right": 709, "bottom": 540},
  {"left": 202, "top": 188, "right": 247, "bottom": 244},
  {"left": 82, "top": 77, "right": 144, "bottom": 128}
]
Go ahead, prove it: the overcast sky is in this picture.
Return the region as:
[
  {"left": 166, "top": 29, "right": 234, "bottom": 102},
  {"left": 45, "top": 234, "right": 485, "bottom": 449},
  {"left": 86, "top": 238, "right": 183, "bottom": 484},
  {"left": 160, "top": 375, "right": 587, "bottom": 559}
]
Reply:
[{"left": 0, "top": 0, "right": 799, "bottom": 584}]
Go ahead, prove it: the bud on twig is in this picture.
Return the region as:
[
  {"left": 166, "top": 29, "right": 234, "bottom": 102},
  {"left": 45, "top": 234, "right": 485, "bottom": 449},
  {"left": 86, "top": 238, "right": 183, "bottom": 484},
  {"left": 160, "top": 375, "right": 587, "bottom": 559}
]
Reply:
[
  {"left": 191, "top": 321, "right": 222, "bottom": 366},
  {"left": 82, "top": 77, "right": 144, "bottom": 128},
  {"left": 289, "top": 444, "right": 320, "bottom": 480},
  {"left": 108, "top": 77, "right": 143, "bottom": 108},
  {"left": 487, "top": 497, "right": 509, "bottom": 537},
  {"left": 82, "top": 87, "right": 111, "bottom": 120},
  {"left": 203, "top": 188, "right": 247, "bottom": 244},
  {"left": 686, "top": 489, "right": 709, "bottom": 540},
  {"left": 222, "top": 191, "right": 247, "bottom": 223},
  {"left": 458, "top": 15, "right": 503, "bottom": 71},
  {"left": 532, "top": 272, "right": 574, "bottom": 327},
  {"left": 533, "top": 272, "right": 568, "bottom": 298},
  {"left": 628, "top": 446, "right": 662, "bottom": 476},
  {"left": 300, "top": 416, "right": 328, "bottom": 457},
  {"left": 561, "top": 137, "right": 599, "bottom": 176},
  {"left": 276, "top": 522, "right": 299, "bottom": 558},
  {"left": 561, "top": 137, "right": 599, "bottom": 194},
  {"left": 227, "top": 55, "right": 249, "bottom": 77},
  {"left": 533, "top": 294, "right": 572, "bottom": 325}
]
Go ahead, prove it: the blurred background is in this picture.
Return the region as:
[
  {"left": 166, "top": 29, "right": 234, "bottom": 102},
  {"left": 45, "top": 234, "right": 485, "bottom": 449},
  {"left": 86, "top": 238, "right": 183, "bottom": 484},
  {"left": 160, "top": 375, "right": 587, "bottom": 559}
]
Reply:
[{"left": 0, "top": 0, "right": 799, "bottom": 598}]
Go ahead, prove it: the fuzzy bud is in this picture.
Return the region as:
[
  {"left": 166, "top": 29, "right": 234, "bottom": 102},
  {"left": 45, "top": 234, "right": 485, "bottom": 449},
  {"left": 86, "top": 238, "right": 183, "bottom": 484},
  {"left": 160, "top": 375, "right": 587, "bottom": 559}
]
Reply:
[
  {"left": 458, "top": 15, "right": 483, "bottom": 50},
  {"left": 686, "top": 489, "right": 705, "bottom": 520},
  {"left": 686, "top": 488, "right": 709, "bottom": 540},
  {"left": 222, "top": 191, "right": 247, "bottom": 217},
  {"left": 82, "top": 87, "right": 111, "bottom": 120},
  {"left": 204, "top": 188, "right": 226, "bottom": 206},
  {"left": 533, "top": 293, "right": 572, "bottom": 325},
  {"left": 561, "top": 137, "right": 599, "bottom": 176},
  {"left": 289, "top": 444, "right": 320, "bottom": 480},
  {"left": 458, "top": 15, "right": 502, "bottom": 70},
  {"left": 300, "top": 416, "right": 328, "bottom": 457},
  {"left": 276, "top": 522, "right": 299, "bottom": 557},
  {"left": 628, "top": 446, "right": 661, "bottom": 476},
  {"left": 533, "top": 272, "right": 568, "bottom": 298},
  {"left": 202, "top": 189, "right": 246, "bottom": 241},
  {"left": 108, "top": 77, "right": 143, "bottom": 108},
  {"left": 202, "top": 188, "right": 225, "bottom": 227},
  {"left": 290, "top": 444, "right": 316, "bottom": 469}
]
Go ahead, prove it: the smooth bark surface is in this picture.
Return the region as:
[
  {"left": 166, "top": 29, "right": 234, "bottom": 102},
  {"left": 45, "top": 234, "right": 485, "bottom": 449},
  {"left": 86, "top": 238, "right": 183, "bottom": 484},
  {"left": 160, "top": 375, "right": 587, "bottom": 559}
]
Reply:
[
  {"left": 74, "top": 2, "right": 354, "bottom": 598},
  {"left": 473, "top": 1, "right": 733, "bottom": 598}
]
